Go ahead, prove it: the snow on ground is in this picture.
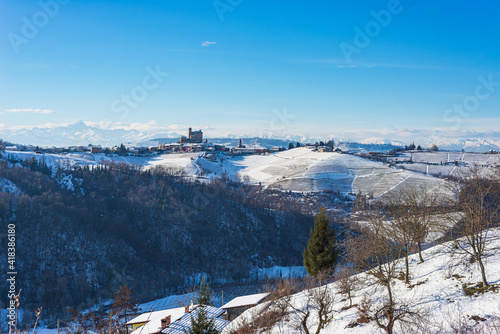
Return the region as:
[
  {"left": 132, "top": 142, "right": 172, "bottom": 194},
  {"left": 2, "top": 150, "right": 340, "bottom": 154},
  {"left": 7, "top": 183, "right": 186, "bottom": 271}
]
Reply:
[
  {"left": 389, "top": 152, "right": 500, "bottom": 165},
  {"left": 143, "top": 153, "right": 201, "bottom": 176},
  {"left": 224, "top": 229, "right": 500, "bottom": 334},
  {"left": 34, "top": 329, "right": 58, "bottom": 334},
  {"left": 138, "top": 292, "right": 198, "bottom": 313},
  {"left": 0, "top": 177, "right": 20, "bottom": 194},
  {"left": 3, "top": 151, "right": 101, "bottom": 175},
  {"left": 388, "top": 152, "right": 500, "bottom": 178},
  {"left": 255, "top": 266, "right": 307, "bottom": 280},
  {"left": 196, "top": 148, "right": 447, "bottom": 198},
  {"left": 0, "top": 149, "right": 463, "bottom": 197}
]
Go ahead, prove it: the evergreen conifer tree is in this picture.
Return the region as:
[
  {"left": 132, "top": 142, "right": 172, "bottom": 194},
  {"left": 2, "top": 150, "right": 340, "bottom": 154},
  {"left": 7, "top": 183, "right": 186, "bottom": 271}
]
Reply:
[
  {"left": 303, "top": 208, "right": 339, "bottom": 277},
  {"left": 186, "top": 306, "right": 219, "bottom": 334},
  {"left": 195, "top": 276, "right": 212, "bottom": 305}
]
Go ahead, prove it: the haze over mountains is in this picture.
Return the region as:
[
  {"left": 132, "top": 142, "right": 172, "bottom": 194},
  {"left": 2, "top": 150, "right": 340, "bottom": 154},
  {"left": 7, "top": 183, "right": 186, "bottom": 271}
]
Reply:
[{"left": 1, "top": 121, "right": 500, "bottom": 152}]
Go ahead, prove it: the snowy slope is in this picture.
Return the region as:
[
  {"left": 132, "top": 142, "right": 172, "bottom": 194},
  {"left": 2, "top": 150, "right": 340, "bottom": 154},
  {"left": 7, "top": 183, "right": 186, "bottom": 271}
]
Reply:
[
  {"left": 197, "top": 148, "right": 446, "bottom": 198},
  {"left": 0, "top": 177, "right": 19, "bottom": 194},
  {"left": 224, "top": 229, "right": 500, "bottom": 334},
  {"left": 1, "top": 148, "right": 447, "bottom": 197},
  {"left": 143, "top": 153, "right": 202, "bottom": 176}
]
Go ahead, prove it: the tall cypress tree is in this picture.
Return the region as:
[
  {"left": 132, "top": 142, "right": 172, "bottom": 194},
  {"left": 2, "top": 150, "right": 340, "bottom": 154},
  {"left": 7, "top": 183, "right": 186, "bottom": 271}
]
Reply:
[
  {"left": 303, "top": 208, "right": 339, "bottom": 277},
  {"left": 195, "top": 276, "right": 212, "bottom": 305}
]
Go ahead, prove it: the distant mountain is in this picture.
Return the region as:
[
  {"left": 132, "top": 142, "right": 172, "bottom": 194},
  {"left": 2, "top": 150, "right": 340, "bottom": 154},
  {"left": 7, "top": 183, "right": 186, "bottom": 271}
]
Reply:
[
  {"left": 357, "top": 137, "right": 500, "bottom": 153},
  {"left": 1, "top": 121, "right": 500, "bottom": 152},
  {"left": 0, "top": 121, "right": 182, "bottom": 147}
]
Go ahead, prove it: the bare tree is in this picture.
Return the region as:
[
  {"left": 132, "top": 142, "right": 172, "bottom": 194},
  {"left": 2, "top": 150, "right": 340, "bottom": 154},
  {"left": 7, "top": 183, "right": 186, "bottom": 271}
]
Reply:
[
  {"left": 443, "top": 166, "right": 500, "bottom": 287},
  {"left": 334, "top": 265, "right": 360, "bottom": 309},
  {"left": 285, "top": 274, "right": 336, "bottom": 334},
  {"left": 406, "top": 185, "right": 441, "bottom": 263},
  {"left": 384, "top": 185, "right": 440, "bottom": 283},
  {"left": 348, "top": 209, "right": 402, "bottom": 322},
  {"left": 242, "top": 275, "right": 336, "bottom": 334},
  {"left": 348, "top": 208, "right": 425, "bottom": 334}
]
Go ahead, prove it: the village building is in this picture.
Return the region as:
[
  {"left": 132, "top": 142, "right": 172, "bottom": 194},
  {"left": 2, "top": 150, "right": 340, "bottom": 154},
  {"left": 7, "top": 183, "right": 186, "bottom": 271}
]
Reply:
[
  {"left": 237, "top": 139, "right": 245, "bottom": 148},
  {"left": 90, "top": 146, "right": 103, "bottom": 154},
  {"left": 126, "top": 305, "right": 229, "bottom": 334},
  {"left": 221, "top": 292, "right": 271, "bottom": 321},
  {"left": 318, "top": 146, "right": 333, "bottom": 152},
  {"left": 272, "top": 147, "right": 285, "bottom": 152},
  {"left": 178, "top": 128, "right": 203, "bottom": 144}
]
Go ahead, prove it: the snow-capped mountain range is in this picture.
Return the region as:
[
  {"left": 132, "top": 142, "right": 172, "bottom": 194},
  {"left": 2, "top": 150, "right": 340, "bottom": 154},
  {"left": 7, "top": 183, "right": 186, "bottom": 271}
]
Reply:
[
  {"left": 1, "top": 121, "right": 500, "bottom": 152},
  {"left": 0, "top": 121, "right": 183, "bottom": 147}
]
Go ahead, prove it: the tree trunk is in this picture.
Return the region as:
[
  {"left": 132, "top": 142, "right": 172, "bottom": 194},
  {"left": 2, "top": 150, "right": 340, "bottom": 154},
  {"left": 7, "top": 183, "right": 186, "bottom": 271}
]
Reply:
[
  {"left": 301, "top": 311, "right": 310, "bottom": 334},
  {"left": 477, "top": 256, "right": 488, "bottom": 287},
  {"left": 386, "top": 281, "right": 393, "bottom": 310},
  {"left": 386, "top": 283, "right": 394, "bottom": 334},
  {"left": 417, "top": 241, "right": 424, "bottom": 263},
  {"left": 405, "top": 250, "right": 410, "bottom": 284}
]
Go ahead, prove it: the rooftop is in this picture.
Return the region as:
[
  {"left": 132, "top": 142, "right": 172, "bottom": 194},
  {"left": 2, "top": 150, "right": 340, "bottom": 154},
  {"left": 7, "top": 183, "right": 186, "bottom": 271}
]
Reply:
[{"left": 221, "top": 292, "right": 270, "bottom": 309}]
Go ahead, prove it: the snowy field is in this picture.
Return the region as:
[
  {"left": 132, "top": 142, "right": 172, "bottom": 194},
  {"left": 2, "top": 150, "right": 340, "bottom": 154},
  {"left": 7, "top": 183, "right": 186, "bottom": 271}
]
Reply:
[
  {"left": 388, "top": 151, "right": 500, "bottom": 165},
  {"left": 1, "top": 148, "right": 450, "bottom": 198},
  {"left": 143, "top": 152, "right": 201, "bottom": 176},
  {"left": 1, "top": 151, "right": 201, "bottom": 175},
  {"left": 195, "top": 148, "right": 447, "bottom": 198},
  {"left": 224, "top": 228, "right": 500, "bottom": 334}
]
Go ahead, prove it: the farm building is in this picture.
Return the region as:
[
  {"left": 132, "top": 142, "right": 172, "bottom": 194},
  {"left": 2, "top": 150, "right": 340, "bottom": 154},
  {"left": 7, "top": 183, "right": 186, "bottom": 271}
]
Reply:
[
  {"left": 126, "top": 305, "right": 229, "bottom": 334},
  {"left": 221, "top": 292, "right": 271, "bottom": 321}
]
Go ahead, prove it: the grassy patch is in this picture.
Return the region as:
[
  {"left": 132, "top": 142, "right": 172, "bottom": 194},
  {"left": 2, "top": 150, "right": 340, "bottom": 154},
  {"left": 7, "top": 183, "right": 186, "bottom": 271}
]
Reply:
[{"left": 462, "top": 282, "right": 500, "bottom": 297}]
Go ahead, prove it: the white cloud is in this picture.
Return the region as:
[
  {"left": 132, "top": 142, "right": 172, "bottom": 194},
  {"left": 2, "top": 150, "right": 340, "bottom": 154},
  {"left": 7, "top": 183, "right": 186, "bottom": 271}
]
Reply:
[
  {"left": 85, "top": 120, "right": 188, "bottom": 132},
  {"left": 5, "top": 108, "right": 56, "bottom": 114},
  {"left": 201, "top": 41, "right": 216, "bottom": 47}
]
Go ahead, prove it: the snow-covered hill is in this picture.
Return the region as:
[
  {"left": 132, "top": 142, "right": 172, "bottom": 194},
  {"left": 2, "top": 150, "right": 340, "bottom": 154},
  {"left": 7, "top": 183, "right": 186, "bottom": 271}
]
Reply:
[
  {"left": 224, "top": 229, "right": 500, "bottom": 334},
  {"left": 195, "top": 148, "right": 446, "bottom": 198},
  {"left": 1, "top": 148, "right": 449, "bottom": 198}
]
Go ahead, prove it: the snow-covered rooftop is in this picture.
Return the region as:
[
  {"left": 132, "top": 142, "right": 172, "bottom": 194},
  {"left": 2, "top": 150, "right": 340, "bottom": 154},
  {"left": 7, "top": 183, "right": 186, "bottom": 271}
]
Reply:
[
  {"left": 127, "top": 306, "right": 187, "bottom": 334},
  {"left": 221, "top": 292, "right": 270, "bottom": 309},
  {"left": 162, "top": 305, "right": 229, "bottom": 334}
]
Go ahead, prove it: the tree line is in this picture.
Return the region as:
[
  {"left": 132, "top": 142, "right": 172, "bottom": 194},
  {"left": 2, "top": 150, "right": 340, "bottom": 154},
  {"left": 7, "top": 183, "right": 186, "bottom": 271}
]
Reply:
[{"left": 0, "top": 157, "right": 350, "bottom": 325}]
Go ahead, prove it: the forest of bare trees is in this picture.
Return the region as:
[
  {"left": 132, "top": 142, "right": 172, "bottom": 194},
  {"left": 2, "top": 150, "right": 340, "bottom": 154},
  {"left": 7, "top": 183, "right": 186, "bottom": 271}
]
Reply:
[{"left": 0, "top": 157, "right": 350, "bottom": 324}]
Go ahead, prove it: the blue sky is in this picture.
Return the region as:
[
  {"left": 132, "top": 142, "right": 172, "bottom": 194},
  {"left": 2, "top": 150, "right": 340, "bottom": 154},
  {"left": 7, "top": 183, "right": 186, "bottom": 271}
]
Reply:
[{"left": 1, "top": 0, "right": 499, "bottom": 138}]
